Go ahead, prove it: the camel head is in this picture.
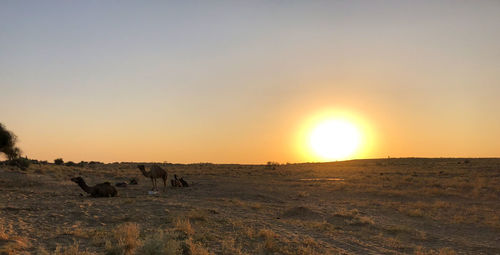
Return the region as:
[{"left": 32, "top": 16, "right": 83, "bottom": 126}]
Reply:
[
  {"left": 137, "top": 165, "right": 146, "bottom": 171},
  {"left": 71, "top": 176, "right": 85, "bottom": 184}
]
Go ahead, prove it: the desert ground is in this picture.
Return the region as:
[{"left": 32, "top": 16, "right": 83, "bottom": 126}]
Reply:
[{"left": 0, "top": 158, "right": 499, "bottom": 255}]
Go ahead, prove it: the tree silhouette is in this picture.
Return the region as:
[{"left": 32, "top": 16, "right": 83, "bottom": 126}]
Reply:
[
  {"left": 0, "top": 123, "right": 21, "bottom": 160},
  {"left": 54, "top": 158, "right": 64, "bottom": 165}
]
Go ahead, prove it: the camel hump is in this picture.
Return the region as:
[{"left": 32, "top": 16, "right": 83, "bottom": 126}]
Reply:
[{"left": 152, "top": 164, "right": 165, "bottom": 171}]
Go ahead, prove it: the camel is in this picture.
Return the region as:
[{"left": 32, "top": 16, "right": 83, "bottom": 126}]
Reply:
[
  {"left": 137, "top": 164, "right": 167, "bottom": 191},
  {"left": 179, "top": 177, "right": 189, "bottom": 187},
  {"left": 115, "top": 182, "right": 128, "bottom": 187},
  {"left": 171, "top": 174, "right": 189, "bottom": 187},
  {"left": 70, "top": 177, "right": 117, "bottom": 197},
  {"left": 171, "top": 174, "right": 182, "bottom": 187}
]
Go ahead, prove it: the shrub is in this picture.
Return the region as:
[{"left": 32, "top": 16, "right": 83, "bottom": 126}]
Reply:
[
  {"left": 54, "top": 158, "right": 64, "bottom": 165},
  {"left": 266, "top": 161, "right": 279, "bottom": 170},
  {"left": 65, "top": 161, "right": 76, "bottom": 167},
  {"left": 77, "top": 161, "right": 88, "bottom": 167},
  {"left": 7, "top": 157, "right": 31, "bottom": 170}
]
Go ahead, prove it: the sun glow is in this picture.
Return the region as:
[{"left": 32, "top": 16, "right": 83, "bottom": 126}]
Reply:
[
  {"left": 309, "top": 119, "right": 361, "bottom": 161},
  {"left": 309, "top": 119, "right": 361, "bottom": 160},
  {"left": 293, "top": 109, "right": 373, "bottom": 162}
]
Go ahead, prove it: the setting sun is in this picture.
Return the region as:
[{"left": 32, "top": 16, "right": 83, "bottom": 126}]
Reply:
[{"left": 309, "top": 119, "right": 361, "bottom": 161}]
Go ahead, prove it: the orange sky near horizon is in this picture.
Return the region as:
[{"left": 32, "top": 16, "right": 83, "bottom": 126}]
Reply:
[{"left": 1, "top": 1, "right": 499, "bottom": 163}]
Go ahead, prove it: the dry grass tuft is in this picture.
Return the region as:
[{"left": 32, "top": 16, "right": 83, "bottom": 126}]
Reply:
[
  {"left": 334, "top": 208, "right": 359, "bottom": 218},
  {"left": 332, "top": 208, "right": 374, "bottom": 225},
  {"left": 185, "top": 238, "right": 212, "bottom": 255},
  {"left": 414, "top": 246, "right": 457, "bottom": 255},
  {"left": 243, "top": 226, "right": 255, "bottom": 239},
  {"left": 90, "top": 228, "right": 109, "bottom": 247},
  {"left": 301, "top": 236, "right": 318, "bottom": 247},
  {"left": 137, "top": 231, "right": 182, "bottom": 255},
  {"left": 309, "top": 221, "right": 336, "bottom": 233},
  {"left": 257, "top": 228, "right": 279, "bottom": 254},
  {"left": 297, "top": 245, "right": 322, "bottom": 255},
  {"left": 187, "top": 209, "right": 208, "bottom": 222},
  {"left": 297, "top": 191, "right": 310, "bottom": 198},
  {"left": 350, "top": 215, "right": 375, "bottom": 225},
  {"left": 405, "top": 208, "right": 425, "bottom": 217},
  {"left": 0, "top": 221, "right": 31, "bottom": 255},
  {"left": 0, "top": 223, "right": 9, "bottom": 241},
  {"left": 174, "top": 218, "right": 194, "bottom": 236},
  {"left": 249, "top": 202, "right": 262, "bottom": 210},
  {"left": 52, "top": 241, "right": 96, "bottom": 255},
  {"left": 438, "top": 247, "right": 457, "bottom": 255},
  {"left": 229, "top": 198, "right": 245, "bottom": 207},
  {"left": 221, "top": 237, "right": 245, "bottom": 255},
  {"left": 257, "top": 228, "right": 277, "bottom": 239},
  {"left": 105, "top": 222, "right": 141, "bottom": 255}
]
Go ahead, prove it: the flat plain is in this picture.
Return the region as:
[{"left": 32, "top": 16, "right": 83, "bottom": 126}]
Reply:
[{"left": 0, "top": 158, "right": 499, "bottom": 254}]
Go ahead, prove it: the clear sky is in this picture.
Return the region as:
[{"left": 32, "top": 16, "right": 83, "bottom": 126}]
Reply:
[{"left": 1, "top": 1, "right": 499, "bottom": 163}]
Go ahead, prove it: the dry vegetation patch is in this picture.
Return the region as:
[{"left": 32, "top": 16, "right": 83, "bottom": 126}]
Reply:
[{"left": 0, "top": 158, "right": 499, "bottom": 254}]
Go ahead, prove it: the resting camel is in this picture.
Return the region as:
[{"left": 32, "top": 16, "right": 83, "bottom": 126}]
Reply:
[
  {"left": 171, "top": 174, "right": 189, "bottom": 187},
  {"left": 179, "top": 177, "right": 189, "bottom": 187},
  {"left": 137, "top": 164, "right": 167, "bottom": 191},
  {"left": 171, "top": 174, "right": 182, "bottom": 187},
  {"left": 70, "top": 177, "right": 117, "bottom": 197},
  {"left": 115, "top": 182, "right": 128, "bottom": 187}
]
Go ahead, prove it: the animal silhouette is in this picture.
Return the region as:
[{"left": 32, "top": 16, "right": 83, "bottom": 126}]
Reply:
[
  {"left": 179, "top": 177, "right": 189, "bottom": 187},
  {"left": 171, "top": 174, "right": 189, "bottom": 187},
  {"left": 137, "top": 164, "right": 168, "bottom": 191},
  {"left": 171, "top": 174, "right": 182, "bottom": 187},
  {"left": 70, "top": 177, "right": 117, "bottom": 197}
]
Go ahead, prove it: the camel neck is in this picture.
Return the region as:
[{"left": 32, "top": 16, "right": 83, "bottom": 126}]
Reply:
[
  {"left": 77, "top": 181, "right": 92, "bottom": 194},
  {"left": 140, "top": 169, "right": 150, "bottom": 177}
]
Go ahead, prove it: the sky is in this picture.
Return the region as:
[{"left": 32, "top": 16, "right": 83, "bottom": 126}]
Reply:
[{"left": 1, "top": 1, "right": 499, "bottom": 163}]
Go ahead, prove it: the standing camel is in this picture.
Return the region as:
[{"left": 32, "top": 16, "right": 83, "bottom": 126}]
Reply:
[{"left": 137, "top": 164, "right": 167, "bottom": 191}]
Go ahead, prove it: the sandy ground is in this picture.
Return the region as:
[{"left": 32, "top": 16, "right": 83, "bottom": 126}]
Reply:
[{"left": 0, "top": 158, "right": 499, "bottom": 254}]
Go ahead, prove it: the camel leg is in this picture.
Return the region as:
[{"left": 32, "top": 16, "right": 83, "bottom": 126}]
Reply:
[
  {"left": 151, "top": 178, "right": 155, "bottom": 191},
  {"left": 163, "top": 177, "right": 167, "bottom": 192}
]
